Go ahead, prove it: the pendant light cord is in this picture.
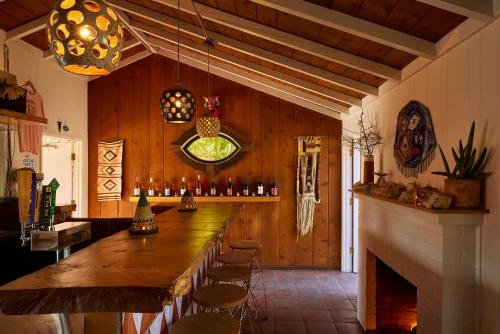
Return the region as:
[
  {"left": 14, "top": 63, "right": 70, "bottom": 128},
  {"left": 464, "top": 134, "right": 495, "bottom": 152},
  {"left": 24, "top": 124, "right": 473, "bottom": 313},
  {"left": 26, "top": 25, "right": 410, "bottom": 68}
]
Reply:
[{"left": 176, "top": 0, "right": 180, "bottom": 82}]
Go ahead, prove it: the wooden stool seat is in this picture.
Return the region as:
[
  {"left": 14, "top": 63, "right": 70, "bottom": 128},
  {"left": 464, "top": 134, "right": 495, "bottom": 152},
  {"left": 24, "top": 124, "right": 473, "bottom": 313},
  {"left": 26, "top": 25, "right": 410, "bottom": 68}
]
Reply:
[
  {"left": 171, "top": 313, "right": 240, "bottom": 334},
  {"left": 208, "top": 265, "right": 252, "bottom": 282},
  {"left": 229, "top": 240, "right": 262, "bottom": 250},
  {"left": 217, "top": 252, "right": 254, "bottom": 265},
  {"left": 193, "top": 284, "right": 247, "bottom": 308}
]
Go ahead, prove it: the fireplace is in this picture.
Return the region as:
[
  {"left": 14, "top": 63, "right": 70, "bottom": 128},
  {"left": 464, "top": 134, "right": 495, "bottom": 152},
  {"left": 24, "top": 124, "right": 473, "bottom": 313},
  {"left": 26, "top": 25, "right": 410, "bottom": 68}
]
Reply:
[
  {"left": 355, "top": 192, "right": 485, "bottom": 334},
  {"left": 375, "top": 255, "right": 417, "bottom": 333}
]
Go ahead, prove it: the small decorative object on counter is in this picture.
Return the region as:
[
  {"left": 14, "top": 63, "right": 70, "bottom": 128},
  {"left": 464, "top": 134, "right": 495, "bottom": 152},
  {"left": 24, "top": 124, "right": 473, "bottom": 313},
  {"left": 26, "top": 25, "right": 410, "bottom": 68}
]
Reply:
[
  {"left": 394, "top": 100, "right": 436, "bottom": 178},
  {"left": 129, "top": 192, "right": 158, "bottom": 235},
  {"left": 178, "top": 189, "right": 197, "bottom": 212},
  {"left": 343, "top": 110, "right": 382, "bottom": 184},
  {"left": 148, "top": 177, "right": 155, "bottom": 197},
  {"left": 374, "top": 171, "right": 389, "bottom": 185},
  {"left": 432, "top": 122, "right": 489, "bottom": 209},
  {"left": 133, "top": 177, "right": 141, "bottom": 196}
]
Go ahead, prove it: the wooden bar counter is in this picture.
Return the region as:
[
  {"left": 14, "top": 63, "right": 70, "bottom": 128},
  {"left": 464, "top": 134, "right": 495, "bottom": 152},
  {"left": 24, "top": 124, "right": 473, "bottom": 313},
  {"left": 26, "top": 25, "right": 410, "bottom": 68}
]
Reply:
[{"left": 0, "top": 204, "right": 244, "bottom": 315}]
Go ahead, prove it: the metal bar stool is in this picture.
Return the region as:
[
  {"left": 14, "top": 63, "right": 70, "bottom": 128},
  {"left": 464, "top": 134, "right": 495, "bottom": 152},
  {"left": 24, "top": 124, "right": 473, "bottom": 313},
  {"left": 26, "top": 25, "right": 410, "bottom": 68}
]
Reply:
[
  {"left": 193, "top": 284, "right": 248, "bottom": 328},
  {"left": 228, "top": 240, "right": 267, "bottom": 321},
  {"left": 171, "top": 313, "right": 240, "bottom": 334},
  {"left": 207, "top": 264, "right": 261, "bottom": 334}
]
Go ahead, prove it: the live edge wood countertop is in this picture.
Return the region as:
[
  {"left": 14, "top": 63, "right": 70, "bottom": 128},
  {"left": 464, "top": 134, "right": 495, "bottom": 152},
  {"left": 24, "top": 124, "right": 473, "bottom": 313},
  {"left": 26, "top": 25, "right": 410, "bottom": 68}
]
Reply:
[{"left": 0, "top": 204, "right": 244, "bottom": 315}]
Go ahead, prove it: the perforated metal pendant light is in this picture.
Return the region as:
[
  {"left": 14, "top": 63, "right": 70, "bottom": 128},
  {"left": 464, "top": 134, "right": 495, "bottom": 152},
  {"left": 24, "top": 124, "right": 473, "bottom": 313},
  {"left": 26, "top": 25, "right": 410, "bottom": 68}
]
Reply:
[
  {"left": 47, "top": 0, "right": 124, "bottom": 75},
  {"left": 160, "top": 0, "right": 195, "bottom": 123}
]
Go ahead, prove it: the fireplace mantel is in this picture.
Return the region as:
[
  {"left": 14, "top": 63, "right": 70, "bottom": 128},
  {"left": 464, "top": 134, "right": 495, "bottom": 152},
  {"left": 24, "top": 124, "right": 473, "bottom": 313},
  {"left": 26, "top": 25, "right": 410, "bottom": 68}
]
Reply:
[{"left": 355, "top": 192, "right": 485, "bottom": 334}]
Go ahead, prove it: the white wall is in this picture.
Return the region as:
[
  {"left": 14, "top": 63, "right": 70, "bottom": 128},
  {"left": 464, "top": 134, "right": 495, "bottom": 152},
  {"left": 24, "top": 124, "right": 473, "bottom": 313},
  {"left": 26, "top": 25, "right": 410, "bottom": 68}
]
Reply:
[
  {"left": 347, "top": 18, "right": 500, "bottom": 334},
  {"left": 0, "top": 37, "right": 88, "bottom": 216}
]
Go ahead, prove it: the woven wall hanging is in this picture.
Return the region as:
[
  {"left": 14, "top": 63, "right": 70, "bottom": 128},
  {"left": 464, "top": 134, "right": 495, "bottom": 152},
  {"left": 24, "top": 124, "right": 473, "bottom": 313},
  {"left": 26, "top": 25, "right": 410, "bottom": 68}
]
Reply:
[
  {"left": 394, "top": 100, "right": 436, "bottom": 177},
  {"left": 296, "top": 136, "right": 321, "bottom": 237},
  {"left": 97, "top": 140, "right": 123, "bottom": 201}
]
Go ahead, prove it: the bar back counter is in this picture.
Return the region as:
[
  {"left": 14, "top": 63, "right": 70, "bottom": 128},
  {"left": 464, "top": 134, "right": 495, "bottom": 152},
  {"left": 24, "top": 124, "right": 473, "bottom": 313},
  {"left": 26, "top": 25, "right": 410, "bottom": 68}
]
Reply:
[{"left": 0, "top": 204, "right": 244, "bottom": 333}]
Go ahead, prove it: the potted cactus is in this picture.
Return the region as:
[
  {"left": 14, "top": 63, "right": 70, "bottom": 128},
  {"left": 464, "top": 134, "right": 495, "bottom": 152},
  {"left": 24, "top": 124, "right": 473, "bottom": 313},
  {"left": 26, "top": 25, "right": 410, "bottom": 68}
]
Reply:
[{"left": 432, "top": 122, "right": 489, "bottom": 209}]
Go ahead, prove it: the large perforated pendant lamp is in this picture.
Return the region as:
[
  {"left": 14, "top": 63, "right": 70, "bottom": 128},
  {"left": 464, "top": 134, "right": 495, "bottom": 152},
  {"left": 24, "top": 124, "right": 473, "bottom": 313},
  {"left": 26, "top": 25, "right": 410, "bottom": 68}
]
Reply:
[
  {"left": 159, "top": 0, "right": 195, "bottom": 123},
  {"left": 47, "top": 0, "right": 124, "bottom": 75}
]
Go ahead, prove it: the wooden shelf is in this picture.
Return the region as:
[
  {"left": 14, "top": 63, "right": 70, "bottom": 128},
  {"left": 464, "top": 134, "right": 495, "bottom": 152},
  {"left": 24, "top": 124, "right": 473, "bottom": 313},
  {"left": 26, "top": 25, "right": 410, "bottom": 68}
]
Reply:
[
  {"left": 351, "top": 190, "right": 489, "bottom": 215},
  {"left": 129, "top": 196, "right": 280, "bottom": 204},
  {"left": 0, "top": 108, "right": 47, "bottom": 126}
]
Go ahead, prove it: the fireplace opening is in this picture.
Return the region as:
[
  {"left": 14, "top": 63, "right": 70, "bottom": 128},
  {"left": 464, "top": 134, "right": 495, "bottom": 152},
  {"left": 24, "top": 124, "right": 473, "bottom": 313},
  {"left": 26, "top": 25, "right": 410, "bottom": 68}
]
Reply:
[{"left": 376, "top": 258, "right": 417, "bottom": 334}]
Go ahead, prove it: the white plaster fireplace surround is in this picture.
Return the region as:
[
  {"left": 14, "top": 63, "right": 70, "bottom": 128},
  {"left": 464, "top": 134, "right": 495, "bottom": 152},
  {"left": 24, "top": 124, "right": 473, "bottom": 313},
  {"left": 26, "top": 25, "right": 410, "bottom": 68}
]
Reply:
[{"left": 355, "top": 192, "right": 486, "bottom": 334}]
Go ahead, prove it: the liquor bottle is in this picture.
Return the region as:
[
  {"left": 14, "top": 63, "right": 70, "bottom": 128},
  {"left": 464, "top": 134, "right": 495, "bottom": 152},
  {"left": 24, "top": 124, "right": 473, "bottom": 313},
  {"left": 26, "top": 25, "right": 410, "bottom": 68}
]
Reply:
[
  {"left": 227, "top": 177, "right": 233, "bottom": 196},
  {"left": 164, "top": 181, "right": 171, "bottom": 196},
  {"left": 148, "top": 177, "right": 155, "bottom": 197},
  {"left": 271, "top": 177, "right": 278, "bottom": 196},
  {"left": 242, "top": 178, "right": 249, "bottom": 196},
  {"left": 133, "top": 177, "right": 141, "bottom": 196},
  {"left": 195, "top": 174, "right": 202, "bottom": 196},
  {"left": 210, "top": 180, "right": 217, "bottom": 196},
  {"left": 180, "top": 176, "right": 186, "bottom": 195},
  {"left": 257, "top": 179, "right": 264, "bottom": 196}
]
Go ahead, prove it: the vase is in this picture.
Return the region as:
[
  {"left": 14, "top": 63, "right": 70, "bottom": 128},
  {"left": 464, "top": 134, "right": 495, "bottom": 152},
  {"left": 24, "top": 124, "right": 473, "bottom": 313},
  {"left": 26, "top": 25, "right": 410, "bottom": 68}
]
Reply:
[
  {"left": 363, "top": 155, "right": 375, "bottom": 184},
  {"left": 444, "top": 178, "right": 482, "bottom": 209}
]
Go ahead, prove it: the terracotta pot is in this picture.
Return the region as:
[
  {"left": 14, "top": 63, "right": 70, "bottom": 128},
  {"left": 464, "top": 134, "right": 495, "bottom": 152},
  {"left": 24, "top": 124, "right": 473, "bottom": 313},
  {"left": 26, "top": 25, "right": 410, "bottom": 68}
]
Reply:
[
  {"left": 444, "top": 178, "right": 481, "bottom": 209},
  {"left": 363, "top": 155, "right": 375, "bottom": 184}
]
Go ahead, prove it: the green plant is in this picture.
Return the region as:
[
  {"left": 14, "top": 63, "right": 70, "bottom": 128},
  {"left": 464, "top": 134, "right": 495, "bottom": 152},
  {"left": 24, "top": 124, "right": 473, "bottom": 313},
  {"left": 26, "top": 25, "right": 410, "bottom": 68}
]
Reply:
[{"left": 432, "top": 122, "right": 488, "bottom": 179}]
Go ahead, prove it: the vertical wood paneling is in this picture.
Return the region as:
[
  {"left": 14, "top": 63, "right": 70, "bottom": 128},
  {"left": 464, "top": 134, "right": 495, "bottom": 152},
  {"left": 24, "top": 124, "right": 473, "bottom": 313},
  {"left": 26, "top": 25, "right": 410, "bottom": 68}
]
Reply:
[{"left": 88, "top": 54, "right": 342, "bottom": 269}]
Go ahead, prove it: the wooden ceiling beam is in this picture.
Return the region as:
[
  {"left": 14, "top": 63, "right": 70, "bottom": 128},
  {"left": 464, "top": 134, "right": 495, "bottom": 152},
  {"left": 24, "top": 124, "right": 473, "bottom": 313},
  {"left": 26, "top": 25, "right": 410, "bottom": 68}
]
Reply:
[
  {"left": 138, "top": 25, "right": 360, "bottom": 107},
  {"left": 113, "top": 8, "right": 157, "bottom": 54},
  {"left": 154, "top": 42, "right": 345, "bottom": 118},
  {"left": 417, "top": 0, "right": 495, "bottom": 22},
  {"left": 250, "top": 0, "right": 436, "bottom": 59},
  {"left": 115, "top": 49, "right": 151, "bottom": 70},
  {"left": 5, "top": 15, "right": 47, "bottom": 41},
  {"left": 144, "top": 0, "right": 400, "bottom": 80},
  {"left": 108, "top": 0, "right": 377, "bottom": 96}
]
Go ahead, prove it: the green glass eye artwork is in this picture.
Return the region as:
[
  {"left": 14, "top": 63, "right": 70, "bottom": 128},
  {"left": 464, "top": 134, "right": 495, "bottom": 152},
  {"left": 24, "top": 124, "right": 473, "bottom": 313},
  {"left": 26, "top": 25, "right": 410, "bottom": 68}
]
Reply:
[{"left": 181, "top": 132, "right": 241, "bottom": 164}]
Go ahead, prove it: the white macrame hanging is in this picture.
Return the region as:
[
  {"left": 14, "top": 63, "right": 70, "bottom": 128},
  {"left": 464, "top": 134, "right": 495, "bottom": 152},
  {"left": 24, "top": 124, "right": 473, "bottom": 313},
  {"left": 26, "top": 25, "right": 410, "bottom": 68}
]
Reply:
[{"left": 296, "top": 136, "right": 321, "bottom": 237}]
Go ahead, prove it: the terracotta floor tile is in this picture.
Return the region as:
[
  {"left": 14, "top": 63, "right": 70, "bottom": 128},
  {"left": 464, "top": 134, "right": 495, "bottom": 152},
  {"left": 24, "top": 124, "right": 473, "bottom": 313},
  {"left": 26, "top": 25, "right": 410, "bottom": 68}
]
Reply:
[
  {"left": 299, "top": 297, "right": 327, "bottom": 309},
  {"left": 302, "top": 309, "right": 333, "bottom": 322},
  {"left": 305, "top": 322, "right": 338, "bottom": 334},
  {"left": 334, "top": 322, "right": 365, "bottom": 334},
  {"left": 274, "top": 298, "right": 300, "bottom": 309},
  {"left": 274, "top": 287, "right": 298, "bottom": 299},
  {"left": 274, "top": 308, "right": 303, "bottom": 321},
  {"left": 324, "top": 298, "right": 355, "bottom": 311},
  {"left": 330, "top": 309, "right": 358, "bottom": 323},
  {"left": 275, "top": 321, "right": 307, "bottom": 334}
]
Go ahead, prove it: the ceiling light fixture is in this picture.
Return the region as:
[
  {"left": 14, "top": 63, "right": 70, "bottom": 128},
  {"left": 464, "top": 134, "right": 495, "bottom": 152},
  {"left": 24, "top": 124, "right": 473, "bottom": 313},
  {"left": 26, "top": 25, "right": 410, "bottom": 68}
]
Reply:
[
  {"left": 47, "top": 0, "right": 124, "bottom": 75},
  {"left": 159, "top": 0, "right": 195, "bottom": 123}
]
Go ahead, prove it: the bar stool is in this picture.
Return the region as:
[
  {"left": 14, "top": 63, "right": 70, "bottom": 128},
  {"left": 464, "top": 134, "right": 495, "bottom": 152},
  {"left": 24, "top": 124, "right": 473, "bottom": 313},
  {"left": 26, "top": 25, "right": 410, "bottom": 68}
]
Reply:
[
  {"left": 228, "top": 240, "right": 267, "bottom": 321},
  {"left": 171, "top": 313, "right": 240, "bottom": 334},
  {"left": 193, "top": 284, "right": 248, "bottom": 324},
  {"left": 216, "top": 252, "right": 254, "bottom": 266}
]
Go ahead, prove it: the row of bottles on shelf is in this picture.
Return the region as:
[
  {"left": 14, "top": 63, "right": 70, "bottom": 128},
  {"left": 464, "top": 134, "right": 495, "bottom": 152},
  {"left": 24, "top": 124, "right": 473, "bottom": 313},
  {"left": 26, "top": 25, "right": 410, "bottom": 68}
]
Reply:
[{"left": 133, "top": 175, "right": 278, "bottom": 197}]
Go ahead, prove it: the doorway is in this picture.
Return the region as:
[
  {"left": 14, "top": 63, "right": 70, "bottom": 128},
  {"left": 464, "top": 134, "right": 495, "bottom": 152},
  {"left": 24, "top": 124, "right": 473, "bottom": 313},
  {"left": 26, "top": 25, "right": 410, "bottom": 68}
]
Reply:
[{"left": 41, "top": 135, "right": 82, "bottom": 217}]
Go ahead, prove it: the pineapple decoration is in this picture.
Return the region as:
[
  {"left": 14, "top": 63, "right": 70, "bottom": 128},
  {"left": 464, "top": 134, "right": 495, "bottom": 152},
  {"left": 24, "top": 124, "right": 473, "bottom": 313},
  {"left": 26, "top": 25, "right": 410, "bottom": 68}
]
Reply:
[
  {"left": 178, "top": 189, "right": 197, "bottom": 212},
  {"left": 129, "top": 192, "right": 158, "bottom": 235},
  {"left": 196, "top": 96, "right": 221, "bottom": 138}
]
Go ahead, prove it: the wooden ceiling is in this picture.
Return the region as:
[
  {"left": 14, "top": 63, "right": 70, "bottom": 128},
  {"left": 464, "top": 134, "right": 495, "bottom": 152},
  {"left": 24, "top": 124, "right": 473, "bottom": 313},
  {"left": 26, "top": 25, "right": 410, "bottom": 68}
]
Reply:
[{"left": 0, "top": 0, "right": 491, "bottom": 115}]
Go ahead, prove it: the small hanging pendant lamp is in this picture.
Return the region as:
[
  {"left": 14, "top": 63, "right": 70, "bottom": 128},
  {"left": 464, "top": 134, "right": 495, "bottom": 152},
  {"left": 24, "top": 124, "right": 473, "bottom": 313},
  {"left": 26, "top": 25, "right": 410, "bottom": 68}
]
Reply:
[
  {"left": 160, "top": 0, "right": 195, "bottom": 123},
  {"left": 47, "top": 0, "right": 124, "bottom": 75},
  {"left": 196, "top": 38, "right": 220, "bottom": 138}
]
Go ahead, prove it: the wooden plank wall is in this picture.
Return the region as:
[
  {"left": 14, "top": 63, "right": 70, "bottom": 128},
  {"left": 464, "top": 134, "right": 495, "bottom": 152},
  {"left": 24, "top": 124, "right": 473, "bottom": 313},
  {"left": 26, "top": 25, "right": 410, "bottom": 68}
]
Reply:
[{"left": 88, "top": 55, "right": 342, "bottom": 269}]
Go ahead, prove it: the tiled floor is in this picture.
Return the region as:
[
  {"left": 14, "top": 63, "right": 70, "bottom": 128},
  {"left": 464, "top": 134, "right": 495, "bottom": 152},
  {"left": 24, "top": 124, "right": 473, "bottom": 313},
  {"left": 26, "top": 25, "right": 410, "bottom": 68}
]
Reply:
[{"left": 248, "top": 270, "right": 365, "bottom": 334}]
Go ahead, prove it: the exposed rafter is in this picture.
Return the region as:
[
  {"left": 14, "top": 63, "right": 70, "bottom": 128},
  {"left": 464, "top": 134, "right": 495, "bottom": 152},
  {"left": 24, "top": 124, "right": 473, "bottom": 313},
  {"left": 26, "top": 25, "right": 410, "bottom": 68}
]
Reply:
[
  {"left": 417, "top": 0, "right": 495, "bottom": 22},
  {"left": 115, "top": 49, "right": 151, "bottom": 70},
  {"left": 155, "top": 43, "right": 346, "bottom": 117},
  {"left": 107, "top": 0, "right": 377, "bottom": 96},
  {"left": 6, "top": 15, "right": 47, "bottom": 41},
  {"left": 250, "top": 0, "right": 436, "bottom": 59},
  {"left": 109, "top": 0, "right": 401, "bottom": 81},
  {"left": 138, "top": 24, "right": 360, "bottom": 107},
  {"left": 113, "top": 8, "right": 157, "bottom": 54}
]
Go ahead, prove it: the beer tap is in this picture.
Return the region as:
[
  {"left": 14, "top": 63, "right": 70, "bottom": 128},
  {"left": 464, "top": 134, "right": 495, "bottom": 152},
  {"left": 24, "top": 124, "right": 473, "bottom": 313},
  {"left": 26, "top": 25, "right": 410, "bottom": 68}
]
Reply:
[{"left": 17, "top": 168, "right": 33, "bottom": 247}]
